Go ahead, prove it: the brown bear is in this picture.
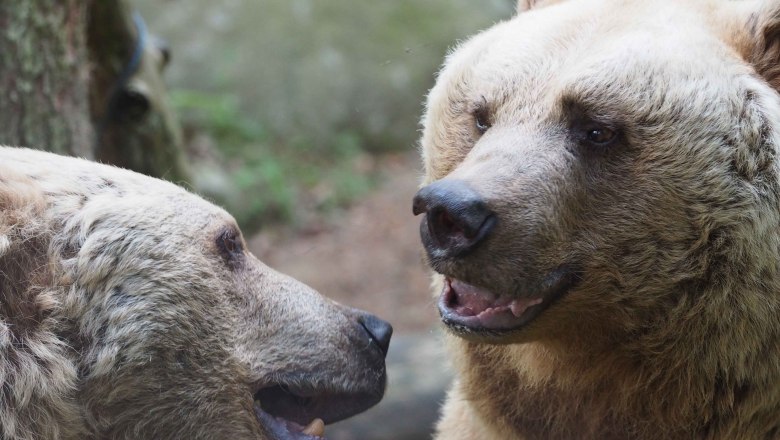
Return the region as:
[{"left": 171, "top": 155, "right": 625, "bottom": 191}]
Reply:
[
  {"left": 0, "top": 147, "right": 392, "bottom": 440},
  {"left": 414, "top": 0, "right": 780, "bottom": 438}
]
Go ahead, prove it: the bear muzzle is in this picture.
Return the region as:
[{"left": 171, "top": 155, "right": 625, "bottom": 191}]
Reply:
[{"left": 252, "top": 310, "right": 392, "bottom": 439}]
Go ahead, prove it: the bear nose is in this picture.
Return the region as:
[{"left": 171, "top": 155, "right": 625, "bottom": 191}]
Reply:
[
  {"left": 357, "top": 313, "right": 393, "bottom": 357},
  {"left": 413, "top": 179, "right": 496, "bottom": 258}
]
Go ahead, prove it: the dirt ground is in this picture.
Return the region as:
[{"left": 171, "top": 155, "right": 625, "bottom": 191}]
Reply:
[{"left": 248, "top": 152, "right": 437, "bottom": 333}]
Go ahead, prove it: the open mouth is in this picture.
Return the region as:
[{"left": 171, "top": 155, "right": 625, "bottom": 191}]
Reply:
[
  {"left": 437, "top": 266, "right": 580, "bottom": 338},
  {"left": 254, "top": 406, "right": 325, "bottom": 440},
  {"left": 252, "top": 377, "right": 385, "bottom": 440}
]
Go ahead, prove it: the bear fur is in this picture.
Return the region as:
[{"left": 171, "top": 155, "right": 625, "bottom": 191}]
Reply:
[
  {"left": 0, "top": 147, "right": 389, "bottom": 440},
  {"left": 417, "top": 0, "right": 780, "bottom": 438}
]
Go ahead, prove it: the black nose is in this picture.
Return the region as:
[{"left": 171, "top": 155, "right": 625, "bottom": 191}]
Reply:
[
  {"left": 358, "top": 314, "right": 393, "bottom": 357},
  {"left": 413, "top": 179, "right": 496, "bottom": 258}
]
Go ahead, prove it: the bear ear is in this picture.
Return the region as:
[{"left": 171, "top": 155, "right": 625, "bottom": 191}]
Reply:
[
  {"left": 516, "top": 0, "right": 560, "bottom": 13},
  {"left": 0, "top": 169, "right": 52, "bottom": 320},
  {"left": 726, "top": 0, "right": 780, "bottom": 90}
]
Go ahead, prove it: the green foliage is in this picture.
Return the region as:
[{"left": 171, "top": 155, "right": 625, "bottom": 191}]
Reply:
[
  {"left": 171, "top": 89, "right": 373, "bottom": 230},
  {"left": 170, "top": 90, "right": 267, "bottom": 147},
  {"left": 133, "top": 0, "right": 513, "bottom": 229}
]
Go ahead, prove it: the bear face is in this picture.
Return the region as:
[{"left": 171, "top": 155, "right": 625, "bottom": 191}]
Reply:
[
  {"left": 0, "top": 147, "right": 391, "bottom": 440},
  {"left": 418, "top": 0, "right": 780, "bottom": 344},
  {"left": 416, "top": 0, "right": 780, "bottom": 438}
]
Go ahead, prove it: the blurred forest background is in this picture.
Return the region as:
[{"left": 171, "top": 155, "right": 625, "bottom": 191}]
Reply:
[
  {"left": 133, "top": 0, "right": 512, "bottom": 230},
  {"left": 1, "top": 1, "right": 514, "bottom": 438}
]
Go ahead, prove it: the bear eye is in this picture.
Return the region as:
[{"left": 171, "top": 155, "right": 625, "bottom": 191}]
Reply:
[
  {"left": 570, "top": 118, "right": 620, "bottom": 148},
  {"left": 216, "top": 227, "right": 244, "bottom": 265},
  {"left": 585, "top": 127, "right": 616, "bottom": 145},
  {"left": 474, "top": 108, "right": 491, "bottom": 134}
]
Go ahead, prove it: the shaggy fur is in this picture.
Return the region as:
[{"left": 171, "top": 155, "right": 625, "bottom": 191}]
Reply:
[
  {"left": 418, "top": 0, "right": 780, "bottom": 438},
  {"left": 0, "top": 147, "right": 387, "bottom": 439}
]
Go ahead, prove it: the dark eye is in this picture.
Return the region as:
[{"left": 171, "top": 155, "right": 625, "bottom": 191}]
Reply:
[
  {"left": 216, "top": 228, "right": 244, "bottom": 265},
  {"left": 585, "top": 127, "right": 617, "bottom": 145},
  {"left": 474, "top": 108, "right": 491, "bottom": 134}
]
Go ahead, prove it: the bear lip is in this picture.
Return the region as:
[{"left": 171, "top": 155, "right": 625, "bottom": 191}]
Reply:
[
  {"left": 437, "top": 267, "right": 580, "bottom": 337},
  {"left": 252, "top": 378, "right": 385, "bottom": 440},
  {"left": 254, "top": 405, "right": 326, "bottom": 440}
]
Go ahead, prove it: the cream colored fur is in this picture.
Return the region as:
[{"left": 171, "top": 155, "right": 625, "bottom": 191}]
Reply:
[
  {"left": 0, "top": 147, "right": 383, "bottom": 439},
  {"left": 420, "top": 0, "right": 780, "bottom": 438}
]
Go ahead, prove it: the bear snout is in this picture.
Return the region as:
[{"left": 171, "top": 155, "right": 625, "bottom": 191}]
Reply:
[{"left": 413, "top": 179, "right": 497, "bottom": 260}]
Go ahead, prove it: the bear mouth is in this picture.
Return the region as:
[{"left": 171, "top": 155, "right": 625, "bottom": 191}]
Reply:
[
  {"left": 254, "top": 406, "right": 325, "bottom": 440},
  {"left": 437, "top": 266, "right": 581, "bottom": 339},
  {"left": 252, "top": 378, "right": 385, "bottom": 440}
]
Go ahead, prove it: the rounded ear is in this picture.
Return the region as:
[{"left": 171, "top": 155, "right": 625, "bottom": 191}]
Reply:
[
  {"left": 722, "top": 0, "right": 780, "bottom": 90},
  {"left": 516, "top": 0, "right": 561, "bottom": 14},
  {"left": 517, "top": 0, "right": 538, "bottom": 12},
  {"left": 0, "top": 167, "right": 52, "bottom": 322},
  {"left": 748, "top": 3, "right": 780, "bottom": 90},
  {"left": 0, "top": 165, "right": 84, "bottom": 438}
]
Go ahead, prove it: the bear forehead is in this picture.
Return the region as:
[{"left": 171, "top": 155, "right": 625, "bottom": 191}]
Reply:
[
  {"left": 5, "top": 147, "right": 233, "bottom": 230},
  {"left": 441, "top": 0, "right": 737, "bottom": 106}
]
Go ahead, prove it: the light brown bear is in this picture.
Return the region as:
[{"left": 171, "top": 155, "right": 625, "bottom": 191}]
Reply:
[
  {"left": 414, "top": 0, "right": 780, "bottom": 438},
  {"left": 0, "top": 147, "right": 392, "bottom": 440}
]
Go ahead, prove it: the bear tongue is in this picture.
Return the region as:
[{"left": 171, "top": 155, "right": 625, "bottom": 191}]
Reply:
[
  {"left": 449, "top": 279, "right": 502, "bottom": 316},
  {"left": 449, "top": 279, "right": 542, "bottom": 318}
]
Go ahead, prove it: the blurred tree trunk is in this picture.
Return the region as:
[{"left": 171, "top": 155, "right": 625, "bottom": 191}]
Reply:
[
  {"left": 88, "top": 0, "right": 191, "bottom": 183},
  {"left": 0, "top": 0, "right": 92, "bottom": 157},
  {"left": 0, "top": 0, "right": 190, "bottom": 183}
]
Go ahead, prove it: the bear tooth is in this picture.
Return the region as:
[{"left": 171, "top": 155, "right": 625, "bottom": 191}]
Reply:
[
  {"left": 511, "top": 298, "right": 543, "bottom": 317},
  {"left": 302, "top": 418, "right": 325, "bottom": 436}
]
